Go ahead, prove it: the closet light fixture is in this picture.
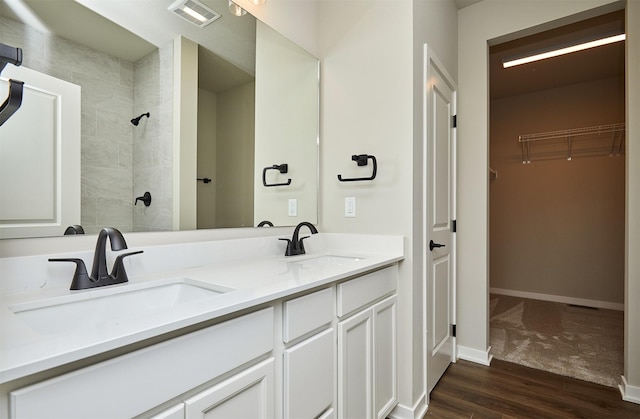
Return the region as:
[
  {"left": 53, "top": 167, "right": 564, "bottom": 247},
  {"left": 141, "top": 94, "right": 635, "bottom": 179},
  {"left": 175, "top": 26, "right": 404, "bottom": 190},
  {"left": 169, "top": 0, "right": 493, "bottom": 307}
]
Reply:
[
  {"left": 168, "top": 0, "right": 221, "bottom": 28},
  {"left": 502, "top": 33, "right": 626, "bottom": 68}
]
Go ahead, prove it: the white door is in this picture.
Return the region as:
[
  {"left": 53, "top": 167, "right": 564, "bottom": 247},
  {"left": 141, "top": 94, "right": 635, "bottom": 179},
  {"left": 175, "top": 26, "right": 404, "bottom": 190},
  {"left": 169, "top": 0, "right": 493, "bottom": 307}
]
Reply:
[
  {"left": 196, "top": 89, "right": 217, "bottom": 229},
  {"left": 0, "top": 66, "right": 81, "bottom": 239},
  {"left": 424, "top": 46, "right": 457, "bottom": 393}
]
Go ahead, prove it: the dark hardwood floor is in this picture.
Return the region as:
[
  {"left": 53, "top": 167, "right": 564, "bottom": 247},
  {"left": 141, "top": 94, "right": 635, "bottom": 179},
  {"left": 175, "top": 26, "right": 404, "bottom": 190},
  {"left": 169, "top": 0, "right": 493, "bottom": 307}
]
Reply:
[{"left": 424, "top": 359, "right": 640, "bottom": 418}]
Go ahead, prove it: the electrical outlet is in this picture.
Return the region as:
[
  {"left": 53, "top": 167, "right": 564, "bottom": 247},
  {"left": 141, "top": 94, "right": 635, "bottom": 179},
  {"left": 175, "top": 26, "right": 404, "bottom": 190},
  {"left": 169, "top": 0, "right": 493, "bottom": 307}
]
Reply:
[
  {"left": 345, "top": 197, "right": 356, "bottom": 217},
  {"left": 288, "top": 198, "right": 297, "bottom": 216}
]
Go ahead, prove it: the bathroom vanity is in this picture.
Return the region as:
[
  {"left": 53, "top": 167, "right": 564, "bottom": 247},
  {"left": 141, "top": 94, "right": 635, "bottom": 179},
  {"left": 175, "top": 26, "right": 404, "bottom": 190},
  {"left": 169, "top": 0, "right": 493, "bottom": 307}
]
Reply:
[{"left": 0, "top": 233, "right": 403, "bottom": 418}]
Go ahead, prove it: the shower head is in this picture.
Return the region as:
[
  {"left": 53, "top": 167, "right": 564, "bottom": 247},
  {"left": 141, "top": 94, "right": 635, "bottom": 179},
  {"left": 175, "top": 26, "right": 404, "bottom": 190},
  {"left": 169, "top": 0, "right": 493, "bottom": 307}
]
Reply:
[{"left": 131, "top": 112, "right": 150, "bottom": 126}]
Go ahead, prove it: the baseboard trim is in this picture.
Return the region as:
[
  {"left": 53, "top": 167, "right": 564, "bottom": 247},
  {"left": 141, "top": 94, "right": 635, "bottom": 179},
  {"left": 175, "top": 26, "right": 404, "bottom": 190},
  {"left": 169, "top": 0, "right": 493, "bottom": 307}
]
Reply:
[
  {"left": 457, "top": 345, "right": 493, "bottom": 366},
  {"left": 388, "top": 393, "right": 428, "bottom": 419},
  {"left": 619, "top": 375, "right": 640, "bottom": 404},
  {"left": 490, "top": 288, "right": 624, "bottom": 311}
]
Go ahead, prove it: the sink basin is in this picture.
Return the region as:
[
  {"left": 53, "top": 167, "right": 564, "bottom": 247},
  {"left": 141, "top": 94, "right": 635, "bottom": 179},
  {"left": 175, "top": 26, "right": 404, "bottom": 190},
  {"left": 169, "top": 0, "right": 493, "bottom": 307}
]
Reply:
[
  {"left": 288, "top": 255, "right": 364, "bottom": 269},
  {"left": 10, "top": 278, "right": 234, "bottom": 335}
]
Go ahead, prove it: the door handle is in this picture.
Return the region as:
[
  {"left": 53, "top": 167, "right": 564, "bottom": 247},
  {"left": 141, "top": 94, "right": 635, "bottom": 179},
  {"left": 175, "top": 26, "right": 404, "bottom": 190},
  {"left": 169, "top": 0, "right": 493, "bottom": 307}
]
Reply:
[{"left": 429, "top": 240, "right": 445, "bottom": 251}]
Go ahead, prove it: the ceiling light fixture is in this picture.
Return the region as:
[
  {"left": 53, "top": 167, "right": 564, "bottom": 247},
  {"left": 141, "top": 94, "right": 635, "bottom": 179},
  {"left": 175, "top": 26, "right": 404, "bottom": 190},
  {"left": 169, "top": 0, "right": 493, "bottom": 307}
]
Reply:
[
  {"left": 228, "top": 0, "right": 247, "bottom": 17},
  {"left": 182, "top": 5, "right": 207, "bottom": 22},
  {"left": 502, "top": 33, "right": 626, "bottom": 68},
  {"left": 168, "top": 0, "right": 221, "bottom": 28}
]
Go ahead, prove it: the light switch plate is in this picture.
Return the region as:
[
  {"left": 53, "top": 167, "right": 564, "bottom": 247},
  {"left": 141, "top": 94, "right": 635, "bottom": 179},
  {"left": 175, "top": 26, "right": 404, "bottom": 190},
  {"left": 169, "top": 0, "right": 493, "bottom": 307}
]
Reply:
[
  {"left": 345, "top": 197, "right": 356, "bottom": 217},
  {"left": 288, "top": 198, "right": 297, "bottom": 216}
]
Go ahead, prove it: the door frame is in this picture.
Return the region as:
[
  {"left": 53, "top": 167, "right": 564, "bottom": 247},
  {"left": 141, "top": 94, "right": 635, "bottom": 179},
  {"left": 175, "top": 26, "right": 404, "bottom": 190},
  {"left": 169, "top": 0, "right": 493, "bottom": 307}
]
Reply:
[
  {"left": 422, "top": 44, "right": 458, "bottom": 395},
  {"left": 457, "top": 0, "right": 640, "bottom": 403}
]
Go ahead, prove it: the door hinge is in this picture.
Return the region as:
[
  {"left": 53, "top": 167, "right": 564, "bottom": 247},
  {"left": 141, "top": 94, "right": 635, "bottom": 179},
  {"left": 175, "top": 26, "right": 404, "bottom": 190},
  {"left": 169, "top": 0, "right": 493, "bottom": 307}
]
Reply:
[
  {"left": 452, "top": 219, "right": 457, "bottom": 233},
  {"left": 452, "top": 324, "right": 456, "bottom": 337},
  {"left": 452, "top": 115, "right": 457, "bottom": 128}
]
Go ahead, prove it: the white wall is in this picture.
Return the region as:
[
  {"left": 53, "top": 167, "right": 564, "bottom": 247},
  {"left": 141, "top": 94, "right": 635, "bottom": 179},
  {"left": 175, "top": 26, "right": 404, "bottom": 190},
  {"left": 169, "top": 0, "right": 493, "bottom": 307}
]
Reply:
[
  {"left": 197, "top": 88, "right": 218, "bottom": 228},
  {"left": 236, "top": 0, "right": 319, "bottom": 57},
  {"left": 458, "top": 0, "right": 640, "bottom": 400},
  {"left": 254, "top": 21, "right": 318, "bottom": 227},
  {"left": 318, "top": 0, "right": 458, "bottom": 415}
]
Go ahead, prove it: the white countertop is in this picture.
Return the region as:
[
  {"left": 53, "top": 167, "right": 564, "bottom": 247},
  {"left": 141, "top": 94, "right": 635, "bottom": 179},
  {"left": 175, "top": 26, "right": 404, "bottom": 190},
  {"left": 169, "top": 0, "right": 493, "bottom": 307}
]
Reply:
[{"left": 0, "top": 233, "right": 403, "bottom": 384}]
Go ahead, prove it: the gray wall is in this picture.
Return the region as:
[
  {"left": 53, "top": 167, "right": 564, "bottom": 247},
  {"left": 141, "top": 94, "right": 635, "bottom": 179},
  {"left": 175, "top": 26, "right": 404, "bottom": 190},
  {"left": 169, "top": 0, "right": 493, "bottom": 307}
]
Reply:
[{"left": 490, "top": 76, "right": 625, "bottom": 304}]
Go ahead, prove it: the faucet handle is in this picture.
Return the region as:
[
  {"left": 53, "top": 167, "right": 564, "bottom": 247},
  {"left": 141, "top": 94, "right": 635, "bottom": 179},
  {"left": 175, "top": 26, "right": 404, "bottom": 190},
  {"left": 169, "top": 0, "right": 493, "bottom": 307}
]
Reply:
[
  {"left": 49, "top": 258, "right": 93, "bottom": 290},
  {"left": 298, "top": 236, "right": 312, "bottom": 254},
  {"left": 110, "top": 250, "right": 143, "bottom": 283},
  {"left": 279, "top": 238, "right": 295, "bottom": 256}
]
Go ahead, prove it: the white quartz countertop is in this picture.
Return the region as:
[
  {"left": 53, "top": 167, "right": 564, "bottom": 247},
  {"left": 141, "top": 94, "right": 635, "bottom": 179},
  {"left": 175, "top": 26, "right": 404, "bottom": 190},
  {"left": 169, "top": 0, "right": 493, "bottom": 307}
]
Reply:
[{"left": 0, "top": 233, "right": 403, "bottom": 384}]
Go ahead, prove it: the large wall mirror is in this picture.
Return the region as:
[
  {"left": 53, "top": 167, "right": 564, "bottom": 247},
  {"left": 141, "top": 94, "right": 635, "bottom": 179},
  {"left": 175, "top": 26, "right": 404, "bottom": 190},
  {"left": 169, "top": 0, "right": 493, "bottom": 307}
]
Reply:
[{"left": 0, "top": 0, "right": 319, "bottom": 239}]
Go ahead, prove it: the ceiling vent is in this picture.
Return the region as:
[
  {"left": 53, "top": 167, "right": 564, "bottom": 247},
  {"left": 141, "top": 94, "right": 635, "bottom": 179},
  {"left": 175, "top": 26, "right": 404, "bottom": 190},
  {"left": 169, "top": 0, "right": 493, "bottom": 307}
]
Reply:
[{"left": 168, "top": 0, "right": 221, "bottom": 28}]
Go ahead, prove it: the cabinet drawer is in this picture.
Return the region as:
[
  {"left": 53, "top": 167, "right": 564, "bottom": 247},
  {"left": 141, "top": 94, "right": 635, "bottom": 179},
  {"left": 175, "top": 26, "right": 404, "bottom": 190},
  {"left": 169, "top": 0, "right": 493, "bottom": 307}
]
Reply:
[
  {"left": 10, "top": 308, "right": 274, "bottom": 419},
  {"left": 337, "top": 266, "right": 397, "bottom": 317},
  {"left": 283, "top": 287, "right": 333, "bottom": 343}
]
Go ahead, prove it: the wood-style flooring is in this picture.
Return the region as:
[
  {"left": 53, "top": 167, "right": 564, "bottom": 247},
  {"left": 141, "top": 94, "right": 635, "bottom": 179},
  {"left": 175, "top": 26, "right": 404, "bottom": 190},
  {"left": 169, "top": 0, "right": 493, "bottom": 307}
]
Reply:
[{"left": 424, "top": 359, "right": 640, "bottom": 418}]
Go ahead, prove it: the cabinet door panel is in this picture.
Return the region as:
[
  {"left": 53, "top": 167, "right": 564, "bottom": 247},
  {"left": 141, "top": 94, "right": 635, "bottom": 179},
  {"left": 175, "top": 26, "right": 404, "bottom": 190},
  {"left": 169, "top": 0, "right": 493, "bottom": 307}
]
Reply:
[
  {"left": 284, "top": 328, "right": 335, "bottom": 418},
  {"left": 337, "top": 309, "right": 372, "bottom": 419},
  {"left": 184, "top": 358, "right": 274, "bottom": 419},
  {"left": 374, "top": 296, "right": 397, "bottom": 419}
]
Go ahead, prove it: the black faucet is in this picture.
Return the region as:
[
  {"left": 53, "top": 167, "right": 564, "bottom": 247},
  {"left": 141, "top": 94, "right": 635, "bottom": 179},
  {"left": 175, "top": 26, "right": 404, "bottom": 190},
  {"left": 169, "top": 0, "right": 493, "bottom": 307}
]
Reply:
[
  {"left": 91, "top": 227, "right": 128, "bottom": 280},
  {"left": 280, "top": 222, "right": 319, "bottom": 256},
  {"left": 49, "top": 227, "right": 143, "bottom": 290}
]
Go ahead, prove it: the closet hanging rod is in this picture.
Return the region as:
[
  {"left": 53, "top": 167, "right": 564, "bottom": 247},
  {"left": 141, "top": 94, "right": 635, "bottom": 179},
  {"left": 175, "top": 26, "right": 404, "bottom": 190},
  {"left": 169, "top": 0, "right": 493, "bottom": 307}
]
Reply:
[{"left": 519, "top": 123, "right": 625, "bottom": 143}]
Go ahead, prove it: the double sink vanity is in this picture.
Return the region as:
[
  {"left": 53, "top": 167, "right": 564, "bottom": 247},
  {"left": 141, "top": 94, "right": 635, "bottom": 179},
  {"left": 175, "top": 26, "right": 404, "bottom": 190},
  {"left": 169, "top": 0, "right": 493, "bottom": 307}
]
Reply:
[{"left": 0, "top": 231, "right": 403, "bottom": 418}]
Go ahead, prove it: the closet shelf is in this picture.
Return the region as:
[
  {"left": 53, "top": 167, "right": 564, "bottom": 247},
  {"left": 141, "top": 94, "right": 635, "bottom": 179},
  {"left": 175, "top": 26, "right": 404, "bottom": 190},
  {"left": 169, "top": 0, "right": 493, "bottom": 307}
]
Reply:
[{"left": 518, "top": 123, "right": 625, "bottom": 163}]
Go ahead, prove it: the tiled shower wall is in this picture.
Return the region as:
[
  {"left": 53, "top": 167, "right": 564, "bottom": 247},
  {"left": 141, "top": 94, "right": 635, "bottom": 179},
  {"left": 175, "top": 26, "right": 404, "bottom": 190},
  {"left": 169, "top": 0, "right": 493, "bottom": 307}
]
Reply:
[
  {"left": 132, "top": 44, "right": 173, "bottom": 232},
  {"left": 1, "top": 16, "right": 173, "bottom": 234}
]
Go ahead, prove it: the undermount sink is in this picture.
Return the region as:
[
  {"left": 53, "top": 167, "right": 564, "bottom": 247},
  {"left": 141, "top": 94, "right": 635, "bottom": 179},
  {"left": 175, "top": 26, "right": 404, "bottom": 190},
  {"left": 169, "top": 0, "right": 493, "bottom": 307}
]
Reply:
[
  {"left": 10, "top": 278, "right": 234, "bottom": 335},
  {"left": 288, "top": 255, "right": 364, "bottom": 269}
]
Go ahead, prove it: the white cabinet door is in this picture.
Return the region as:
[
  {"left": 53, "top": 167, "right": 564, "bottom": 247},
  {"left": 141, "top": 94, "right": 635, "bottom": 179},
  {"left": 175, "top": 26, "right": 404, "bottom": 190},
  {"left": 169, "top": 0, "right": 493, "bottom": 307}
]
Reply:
[
  {"left": 373, "top": 296, "right": 397, "bottom": 419},
  {"left": 337, "top": 295, "right": 398, "bottom": 419},
  {"left": 184, "top": 358, "right": 274, "bottom": 419},
  {"left": 283, "top": 328, "right": 335, "bottom": 419},
  {"left": 337, "top": 308, "right": 373, "bottom": 419}
]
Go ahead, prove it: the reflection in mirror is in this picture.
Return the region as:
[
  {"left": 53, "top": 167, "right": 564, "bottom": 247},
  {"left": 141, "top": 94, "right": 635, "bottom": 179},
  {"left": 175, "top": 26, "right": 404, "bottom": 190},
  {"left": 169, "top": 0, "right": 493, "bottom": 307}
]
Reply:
[{"left": 0, "top": 0, "right": 318, "bottom": 239}]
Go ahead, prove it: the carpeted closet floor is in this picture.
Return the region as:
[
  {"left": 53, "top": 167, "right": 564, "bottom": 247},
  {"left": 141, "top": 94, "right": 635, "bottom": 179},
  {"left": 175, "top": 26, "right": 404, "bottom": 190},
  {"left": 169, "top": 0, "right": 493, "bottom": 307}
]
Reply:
[{"left": 489, "top": 294, "right": 624, "bottom": 388}]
